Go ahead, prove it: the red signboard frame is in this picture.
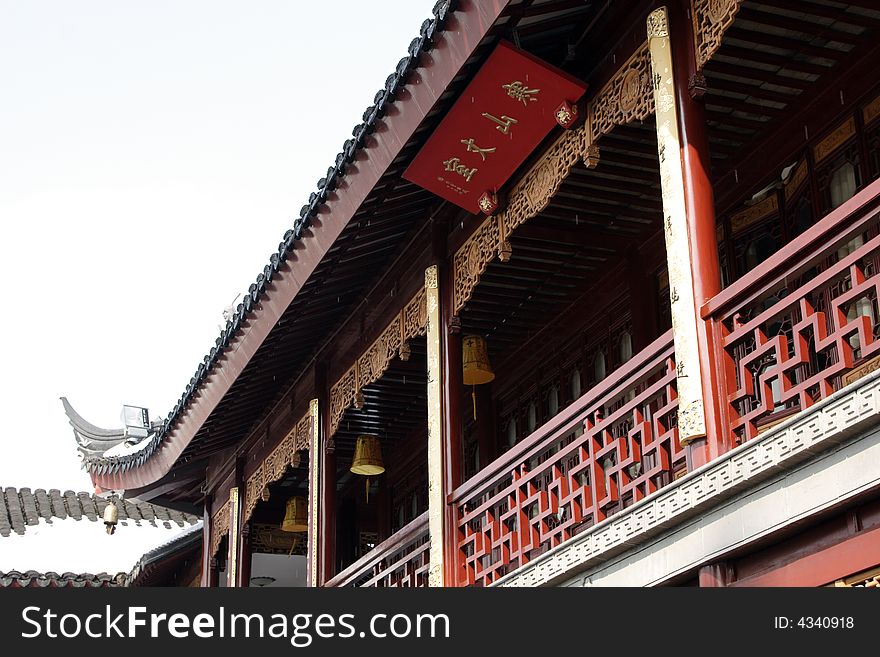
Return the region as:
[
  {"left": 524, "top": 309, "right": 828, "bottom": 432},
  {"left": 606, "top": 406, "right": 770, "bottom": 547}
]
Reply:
[{"left": 403, "top": 40, "right": 588, "bottom": 215}]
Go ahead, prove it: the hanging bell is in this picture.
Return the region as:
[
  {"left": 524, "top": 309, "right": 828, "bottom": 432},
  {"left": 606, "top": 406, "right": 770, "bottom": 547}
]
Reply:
[
  {"left": 463, "top": 335, "right": 495, "bottom": 420},
  {"left": 103, "top": 499, "right": 119, "bottom": 535},
  {"left": 280, "top": 496, "right": 308, "bottom": 533},
  {"left": 350, "top": 435, "right": 385, "bottom": 476},
  {"left": 462, "top": 335, "right": 495, "bottom": 385}
]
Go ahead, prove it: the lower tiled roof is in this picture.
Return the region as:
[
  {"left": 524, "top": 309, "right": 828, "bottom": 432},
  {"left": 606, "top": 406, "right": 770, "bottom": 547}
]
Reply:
[
  {"left": 0, "top": 571, "right": 125, "bottom": 588},
  {"left": 0, "top": 487, "right": 199, "bottom": 538}
]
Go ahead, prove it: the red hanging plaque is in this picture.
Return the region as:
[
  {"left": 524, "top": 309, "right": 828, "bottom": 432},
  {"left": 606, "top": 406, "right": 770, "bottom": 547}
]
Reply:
[{"left": 403, "top": 40, "right": 587, "bottom": 215}]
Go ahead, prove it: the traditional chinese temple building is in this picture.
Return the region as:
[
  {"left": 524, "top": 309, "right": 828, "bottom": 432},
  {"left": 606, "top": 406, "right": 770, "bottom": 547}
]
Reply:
[{"left": 66, "top": 0, "right": 880, "bottom": 587}]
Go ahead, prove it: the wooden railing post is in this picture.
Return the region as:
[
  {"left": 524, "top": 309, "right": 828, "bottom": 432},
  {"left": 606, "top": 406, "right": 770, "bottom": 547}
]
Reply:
[{"left": 648, "top": 3, "right": 727, "bottom": 470}]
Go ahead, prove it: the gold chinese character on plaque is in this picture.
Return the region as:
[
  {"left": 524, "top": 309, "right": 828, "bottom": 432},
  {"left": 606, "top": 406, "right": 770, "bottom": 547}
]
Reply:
[
  {"left": 442, "top": 157, "right": 478, "bottom": 182},
  {"left": 481, "top": 112, "right": 519, "bottom": 135},
  {"left": 502, "top": 80, "right": 540, "bottom": 105},
  {"left": 460, "top": 138, "right": 496, "bottom": 161}
]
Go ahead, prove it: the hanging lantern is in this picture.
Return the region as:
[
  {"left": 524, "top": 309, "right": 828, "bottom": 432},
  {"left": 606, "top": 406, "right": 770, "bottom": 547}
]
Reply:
[
  {"left": 103, "top": 499, "right": 119, "bottom": 535},
  {"left": 280, "top": 496, "right": 308, "bottom": 533},
  {"left": 463, "top": 335, "right": 495, "bottom": 419},
  {"left": 350, "top": 435, "right": 385, "bottom": 476}
]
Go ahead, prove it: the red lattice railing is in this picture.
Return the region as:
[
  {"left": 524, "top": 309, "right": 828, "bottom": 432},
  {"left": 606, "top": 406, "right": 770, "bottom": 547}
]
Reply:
[
  {"left": 451, "top": 332, "right": 682, "bottom": 587},
  {"left": 705, "top": 179, "right": 880, "bottom": 445},
  {"left": 324, "top": 512, "right": 429, "bottom": 587}
]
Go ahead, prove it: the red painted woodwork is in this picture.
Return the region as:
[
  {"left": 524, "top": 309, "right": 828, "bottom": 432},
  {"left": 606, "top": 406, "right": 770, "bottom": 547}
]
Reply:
[
  {"left": 324, "top": 512, "right": 429, "bottom": 587},
  {"left": 200, "top": 504, "right": 212, "bottom": 587},
  {"left": 730, "top": 524, "right": 880, "bottom": 587},
  {"left": 452, "top": 332, "right": 682, "bottom": 587},
  {"left": 669, "top": 0, "right": 725, "bottom": 467},
  {"left": 704, "top": 179, "right": 880, "bottom": 445},
  {"left": 403, "top": 41, "right": 587, "bottom": 214},
  {"left": 237, "top": 524, "right": 252, "bottom": 588},
  {"left": 90, "top": 0, "right": 511, "bottom": 493},
  {"left": 317, "top": 362, "right": 336, "bottom": 585},
  {"left": 442, "top": 263, "right": 464, "bottom": 586}
]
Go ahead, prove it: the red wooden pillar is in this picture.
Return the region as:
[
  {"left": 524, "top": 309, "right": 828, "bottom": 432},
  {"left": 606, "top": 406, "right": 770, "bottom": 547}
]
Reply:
[
  {"left": 200, "top": 503, "right": 213, "bottom": 587},
  {"left": 669, "top": 0, "right": 726, "bottom": 467},
  {"left": 441, "top": 263, "right": 464, "bottom": 586},
  {"left": 316, "top": 362, "right": 336, "bottom": 584},
  {"left": 236, "top": 522, "right": 252, "bottom": 588}
]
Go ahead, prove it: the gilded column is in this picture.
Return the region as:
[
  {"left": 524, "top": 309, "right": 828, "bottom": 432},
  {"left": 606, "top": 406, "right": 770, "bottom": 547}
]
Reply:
[
  {"left": 647, "top": 7, "right": 707, "bottom": 444},
  {"left": 425, "top": 265, "right": 445, "bottom": 586},
  {"left": 226, "top": 486, "right": 240, "bottom": 587},
  {"left": 649, "top": 4, "right": 727, "bottom": 465},
  {"left": 307, "top": 398, "right": 320, "bottom": 587}
]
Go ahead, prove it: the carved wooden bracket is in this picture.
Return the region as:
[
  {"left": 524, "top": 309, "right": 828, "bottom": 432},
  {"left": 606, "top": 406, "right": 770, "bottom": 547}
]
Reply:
[
  {"left": 242, "top": 405, "right": 316, "bottom": 525},
  {"left": 692, "top": 0, "right": 742, "bottom": 71},
  {"left": 452, "top": 119, "right": 597, "bottom": 314},
  {"left": 590, "top": 40, "right": 654, "bottom": 142},
  {"left": 210, "top": 498, "right": 230, "bottom": 559},
  {"left": 451, "top": 39, "right": 660, "bottom": 316},
  {"left": 329, "top": 286, "right": 428, "bottom": 437}
]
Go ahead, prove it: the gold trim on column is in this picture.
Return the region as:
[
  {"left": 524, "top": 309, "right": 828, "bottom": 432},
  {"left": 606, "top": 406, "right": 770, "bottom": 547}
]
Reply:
[
  {"left": 210, "top": 498, "right": 230, "bottom": 559},
  {"left": 692, "top": 0, "right": 742, "bottom": 70},
  {"left": 424, "top": 265, "right": 444, "bottom": 587},
  {"left": 308, "top": 398, "right": 320, "bottom": 587},
  {"left": 227, "top": 486, "right": 240, "bottom": 586},
  {"left": 243, "top": 407, "right": 314, "bottom": 525},
  {"left": 648, "top": 6, "right": 707, "bottom": 443},
  {"left": 329, "top": 286, "right": 428, "bottom": 437}
]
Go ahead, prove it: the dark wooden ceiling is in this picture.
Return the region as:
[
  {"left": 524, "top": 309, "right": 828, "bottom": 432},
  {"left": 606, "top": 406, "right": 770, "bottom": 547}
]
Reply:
[
  {"left": 704, "top": 0, "right": 880, "bottom": 210},
  {"left": 156, "top": 0, "right": 650, "bottom": 506}
]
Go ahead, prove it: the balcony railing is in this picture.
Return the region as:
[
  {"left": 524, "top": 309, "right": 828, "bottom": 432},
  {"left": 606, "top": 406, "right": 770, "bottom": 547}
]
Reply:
[
  {"left": 450, "top": 332, "right": 681, "bottom": 587},
  {"left": 324, "top": 512, "right": 429, "bottom": 587},
  {"left": 705, "top": 178, "right": 880, "bottom": 445}
]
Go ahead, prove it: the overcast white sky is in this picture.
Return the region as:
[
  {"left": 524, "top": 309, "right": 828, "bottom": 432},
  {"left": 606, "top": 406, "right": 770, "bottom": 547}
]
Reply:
[{"left": 0, "top": 0, "right": 435, "bottom": 575}]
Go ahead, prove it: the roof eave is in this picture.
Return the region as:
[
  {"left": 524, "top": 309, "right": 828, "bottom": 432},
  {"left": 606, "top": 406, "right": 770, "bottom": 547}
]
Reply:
[{"left": 91, "top": 0, "right": 512, "bottom": 493}]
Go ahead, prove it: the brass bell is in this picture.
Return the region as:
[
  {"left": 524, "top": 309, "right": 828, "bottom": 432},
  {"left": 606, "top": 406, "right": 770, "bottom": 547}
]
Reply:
[
  {"left": 280, "top": 496, "right": 308, "bottom": 533},
  {"left": 462, "top": 335, "right": 495, "bottom": 385},
  {"left": 103, "top": 499, "right": 119, "bottom": 535},
  {"left": 463, "top": 335, "right": 495, "bottom": 420},
  {"left": 350, "top": 435, "right": 385, "bottom": 476}
]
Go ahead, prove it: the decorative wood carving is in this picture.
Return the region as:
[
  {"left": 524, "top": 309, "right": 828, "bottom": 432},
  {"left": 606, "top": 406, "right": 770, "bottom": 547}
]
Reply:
[
  {"left": 501, "top": 125, "right": 589, "bottom": 242},
  {"left": 813, "top": 117, "right": 857, "bottom": 165},
  {"left": 730, "top": 194, "right": 779, "bottom": 234},
  {"left": 450, "top": 41, "right": 656, "bottom": 317},
  {"left": 243, "top": 406, "right": 314, "bottom": 525},
  {"left": 692, "top": 0, "right": 742, "bottom": 71},
  {"left": 452, "top": 125, "right": 595, "bottom": 315},
  {"left": 864, "top": 93, "right": 880, "bottom": 127},
  {"left": 251, "top": 523, "right": 306, "bottom": 555},
  {"left": 452, "top": 215, "right": 500, "bottom": 315},
  {"left": 329, "top": 286, "right": 428, "bottom": 437},
  {"left": 210, "top": 498, "right": 230, "bottom": 559},
  {"left": 784, "top": 159, "right": 809, "bottom": 202},
  {"left": 589, "top": 41, "right": 654, "bottom": 142}
]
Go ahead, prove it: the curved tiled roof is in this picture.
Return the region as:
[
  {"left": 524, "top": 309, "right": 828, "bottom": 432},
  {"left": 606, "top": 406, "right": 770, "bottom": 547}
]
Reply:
[
  {"left": 0, "top": 487, "right": 200, "bottom": 538},
  {"left": 0, "top": 571, "right": 126, "bottom": 588},
  {"left": 70, "top": 0, "right": 458, "bottom": 477},
  {"left": 126, "top": 521, "right": 203, "bottom": 587}
]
